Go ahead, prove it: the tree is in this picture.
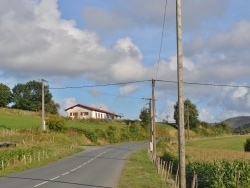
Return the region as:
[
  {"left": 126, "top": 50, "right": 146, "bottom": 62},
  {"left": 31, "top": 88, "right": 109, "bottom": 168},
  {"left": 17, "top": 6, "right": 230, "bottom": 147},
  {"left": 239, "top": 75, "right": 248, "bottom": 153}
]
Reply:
[
  {"left": 46, "top": 99, "right": 60, "bottom": 115},
  {"left": 174, "top": 99, "right": 199, "bottom": 129},
  {"left": 0, "top": 83, "right": 12, "bottom": 107},
  {"left": 139, "top": 107, "right": 150, "bottom": 127},
  {"left": 244, "top": 137, "right": 250, "bottom": 152},
  {"left": 12, "top": 80, "right": 58, "bottom": 113}
]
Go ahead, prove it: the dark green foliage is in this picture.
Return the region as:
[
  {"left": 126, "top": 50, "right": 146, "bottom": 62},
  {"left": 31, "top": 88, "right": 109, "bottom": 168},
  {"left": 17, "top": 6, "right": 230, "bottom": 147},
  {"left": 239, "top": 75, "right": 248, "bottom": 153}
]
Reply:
[
  {"left": 84, "top": 130, "right": 98, "bottom": 143},
  {"left": 139, "top": 107, "right": 150, "bottom": 127},
  {"left": 120, "top": 127, "right": 130, "bottom": 141},
  {"left": 106, "top": 126, "right": 119, "bottom": 143},
  {"left": 129, "top": 124, "right": 139, "bottom": 139},
  {"left": 12, "top": 80, "right": 59, "bottom": 114},
  {"left": 244, "top": 137, "right": 250, "bottom": 152},
  {"left": 45, "top": 99, "right": 60, "bottom": 115},
  {"left": 215, "top": 122, "right": 231, "bottom": 134},
  {"left": 47, "top": 116, "right": 66, "bottom": 132},
  {"left": 174, "top": 99, "right": 199, "bottom": 129},
  {"left": 0, "top": 83, "right": 12, "bottom": 107}
]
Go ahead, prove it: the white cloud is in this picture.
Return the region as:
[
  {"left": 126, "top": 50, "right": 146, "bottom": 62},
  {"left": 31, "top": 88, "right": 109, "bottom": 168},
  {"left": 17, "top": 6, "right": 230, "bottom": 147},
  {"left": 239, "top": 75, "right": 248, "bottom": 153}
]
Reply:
[
  {"left": 0, "top": 0, "right": 148, "bottom": 83},
  {"left": 59, "top": 97, "right": 77, "bottom": 116},
  {"left": 199, "top": 109, "right": 215, "bottom": 123},
  {"left": 90, "top": 103, "right": 110, "bottom": 112},
  {"left": 156, "top": 99, "right": 175, "bottom": 123},
  {"left": 83, "top": 0, "right": 229, "bottom": 32},
  {"left": 119, "top": 84, "right": 140, "bottom": 96}
]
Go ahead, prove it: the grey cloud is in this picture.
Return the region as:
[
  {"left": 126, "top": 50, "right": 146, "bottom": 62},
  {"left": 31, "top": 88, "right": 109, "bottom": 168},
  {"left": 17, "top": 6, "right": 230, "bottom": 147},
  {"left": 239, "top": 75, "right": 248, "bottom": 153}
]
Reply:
[{"left": 82, "top": 0, "right": 230, "bottom": 33}]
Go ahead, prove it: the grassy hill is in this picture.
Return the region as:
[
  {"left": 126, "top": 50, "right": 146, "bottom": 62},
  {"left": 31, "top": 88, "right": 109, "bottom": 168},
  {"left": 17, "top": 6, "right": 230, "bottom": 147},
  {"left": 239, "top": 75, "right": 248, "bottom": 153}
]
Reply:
[{"left": 223, "top": 116, "right": 250, "bottom": 130}]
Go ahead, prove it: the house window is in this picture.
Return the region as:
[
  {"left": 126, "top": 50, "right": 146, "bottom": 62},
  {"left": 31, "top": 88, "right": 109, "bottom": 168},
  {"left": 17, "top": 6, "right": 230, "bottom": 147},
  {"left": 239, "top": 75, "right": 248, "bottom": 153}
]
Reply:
[
  {"left": 70, "top": 113, "right": 72, "bottom": 116},
  {"left": 73, "top": 112, "right": 78, "bottom": 116}
]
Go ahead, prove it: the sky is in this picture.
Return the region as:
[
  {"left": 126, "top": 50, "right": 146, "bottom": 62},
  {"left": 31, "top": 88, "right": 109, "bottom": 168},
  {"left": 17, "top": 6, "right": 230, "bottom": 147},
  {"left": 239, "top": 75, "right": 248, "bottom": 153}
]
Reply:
[{"left": 1, "top": 0, "right": 250, "bottom": 123}]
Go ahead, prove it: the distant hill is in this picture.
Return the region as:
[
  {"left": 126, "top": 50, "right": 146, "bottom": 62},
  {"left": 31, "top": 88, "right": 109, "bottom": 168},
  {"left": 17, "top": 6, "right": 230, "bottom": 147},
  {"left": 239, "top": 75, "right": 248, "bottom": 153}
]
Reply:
[{"left": 223, "top": 116, "right": 250, "bottom": 130}]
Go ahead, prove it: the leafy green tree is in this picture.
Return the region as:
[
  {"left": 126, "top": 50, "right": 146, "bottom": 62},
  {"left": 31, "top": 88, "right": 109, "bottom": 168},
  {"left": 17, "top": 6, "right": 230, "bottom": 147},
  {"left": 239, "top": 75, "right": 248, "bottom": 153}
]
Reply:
[
  {"left": 215, "top": 122, "right": 231, "bottom": 133},
  {"left": 139, "top": 107, "right": 150, "bottom": 127},
  {"left": 244, "top": 137, "right": 250, "bottom": 152},
  {"left": 12, "top": 80, "right": 58, "bottom": 113},
  {"left": 0, "top": 83, "right": 12, "bottom": 107},
  {"left": 174, "top": 99, "right": 199, "bottom": 129},
  {"left": 46, "top": 99, "right": 60, "bottom": 115}
]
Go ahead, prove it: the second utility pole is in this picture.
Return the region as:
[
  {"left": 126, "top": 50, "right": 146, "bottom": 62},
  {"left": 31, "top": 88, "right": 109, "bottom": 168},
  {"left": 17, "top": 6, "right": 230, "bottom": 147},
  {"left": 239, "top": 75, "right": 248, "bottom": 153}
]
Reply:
[
  {"left": 176, "top": 0, "right": 186, "bottom": 187},
  {"left": 151, "top": 79, "right": 156, "bottom": 158}
]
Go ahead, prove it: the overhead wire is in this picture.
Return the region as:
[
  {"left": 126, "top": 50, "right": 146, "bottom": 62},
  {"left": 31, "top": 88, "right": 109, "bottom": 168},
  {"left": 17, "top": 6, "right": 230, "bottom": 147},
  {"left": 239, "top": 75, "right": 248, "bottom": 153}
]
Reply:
[
  {"left": 49, "top": 80, "right": 151, "bottom": 90},
  {"left": 155, "top": 0, "right": 168, "bottom": 80}
]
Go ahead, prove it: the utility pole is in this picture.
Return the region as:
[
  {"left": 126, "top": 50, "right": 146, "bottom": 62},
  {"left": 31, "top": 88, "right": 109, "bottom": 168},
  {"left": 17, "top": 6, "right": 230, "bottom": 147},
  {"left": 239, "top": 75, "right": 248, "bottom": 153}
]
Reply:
[
  {"left": 176, "top": 0, "right": 186, "bottom": 187},
  {"left": 149, "top": 98, "right": 154, "bottom": 153},
  {"left": 41, "top": 79, "right": 46, "bottom": 131},
  {"left": 142, "top": 98, "right": 153, "bottom": 152},
  {"left": 187, "top": 106, "right": 190, "bottom": 140},
  {"left": 151, "top": 79, "right": 156, "bottom": 158}
]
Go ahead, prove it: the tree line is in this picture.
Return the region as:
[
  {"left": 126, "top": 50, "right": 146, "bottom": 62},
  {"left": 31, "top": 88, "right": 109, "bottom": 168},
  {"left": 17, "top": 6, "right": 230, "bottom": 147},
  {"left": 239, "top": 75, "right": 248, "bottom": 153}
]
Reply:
[
  {"left": 140, "top": 99, "right": 231, "bottom": 133},
  {"left": 0, "top": 80, "right": 59, "bottom": 114}
]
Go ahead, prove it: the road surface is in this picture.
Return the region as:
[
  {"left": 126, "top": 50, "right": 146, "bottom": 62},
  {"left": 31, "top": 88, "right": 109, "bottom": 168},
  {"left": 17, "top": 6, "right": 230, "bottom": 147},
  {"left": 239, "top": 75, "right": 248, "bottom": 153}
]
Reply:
[{"left": 0, "top": 142, "right": 148, "bottom": 188}]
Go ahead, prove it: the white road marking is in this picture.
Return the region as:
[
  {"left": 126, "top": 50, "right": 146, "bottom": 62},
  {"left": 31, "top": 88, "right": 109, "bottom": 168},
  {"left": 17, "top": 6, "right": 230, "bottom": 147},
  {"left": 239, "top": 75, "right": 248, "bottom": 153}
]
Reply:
[
  {"left": 50, "top": 176, "right": 60, "bottom": 180},
  {"left": 34, "top": 181, "right": 48, "bottom": 187},
  {"left": 33, "top": 148, "right": 114, "bottom": 187},
  {"left": 62, "top": 172, "right": 69, "bottom": 176}
]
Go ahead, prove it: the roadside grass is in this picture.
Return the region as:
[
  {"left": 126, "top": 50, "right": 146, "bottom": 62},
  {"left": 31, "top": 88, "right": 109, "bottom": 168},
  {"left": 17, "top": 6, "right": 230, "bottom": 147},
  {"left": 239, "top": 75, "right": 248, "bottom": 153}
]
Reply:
[
  {"left": 118, "top": 148, "right": 169, "bottom": 188},
  {"left": 0, "top": 130, "right": 85, "bottom": 176},
  {"left": 0, "top": 147, "right": 82, "bottom": 176},
  {"left": 155, "top": 122, "right": 178, "bottom": 138}
]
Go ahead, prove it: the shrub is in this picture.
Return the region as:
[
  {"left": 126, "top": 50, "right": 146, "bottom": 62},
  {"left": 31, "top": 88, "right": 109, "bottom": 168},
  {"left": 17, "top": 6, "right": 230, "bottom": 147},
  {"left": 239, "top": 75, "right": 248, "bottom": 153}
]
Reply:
[
  {"left": 244, "top": 137, "right": 250, "bottom": 152},
  {"left": 106, "top": 126, "right": 119, "bottom": 143},
  {"left": 47, "top": 116, "right": 66, "bottom": 132},
  {"left": 84, "top": 130, "right": 98, "bottom": 143}
]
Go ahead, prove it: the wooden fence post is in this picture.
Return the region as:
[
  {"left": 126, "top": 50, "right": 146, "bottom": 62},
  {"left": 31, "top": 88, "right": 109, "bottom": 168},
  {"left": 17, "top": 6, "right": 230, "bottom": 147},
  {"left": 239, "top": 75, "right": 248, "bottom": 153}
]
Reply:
[{"left": 236, "top": 170, "right": 241, "bottom": 188}]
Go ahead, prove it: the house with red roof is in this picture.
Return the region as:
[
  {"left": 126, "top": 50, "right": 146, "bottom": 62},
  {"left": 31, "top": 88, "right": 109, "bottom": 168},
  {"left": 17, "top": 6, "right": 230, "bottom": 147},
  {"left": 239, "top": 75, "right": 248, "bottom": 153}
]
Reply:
[{"left": 64, "top": 104, "right": 122, "bottom": 119}]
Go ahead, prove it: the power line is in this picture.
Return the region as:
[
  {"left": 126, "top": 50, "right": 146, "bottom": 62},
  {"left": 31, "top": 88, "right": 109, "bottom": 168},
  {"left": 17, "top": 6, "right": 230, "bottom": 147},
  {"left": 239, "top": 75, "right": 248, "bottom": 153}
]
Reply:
[
  {"left": 155, "top": 0, "right": 168, "bottom": 80},
  {"left": 49, "top": 80, "right": 151, "bottom": 89},
  {"left": 2, "top": 79, "right": 250, "bottom": 90},
  {"left": 156, "top": 79, "right": 250, "bottom": 88}
]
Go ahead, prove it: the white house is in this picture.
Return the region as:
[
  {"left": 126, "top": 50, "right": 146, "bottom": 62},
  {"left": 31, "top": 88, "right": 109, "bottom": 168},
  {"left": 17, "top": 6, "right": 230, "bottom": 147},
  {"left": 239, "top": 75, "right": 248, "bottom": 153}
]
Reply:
[{"left": 64, "top": 104, "right": 122, "bottom": 119}]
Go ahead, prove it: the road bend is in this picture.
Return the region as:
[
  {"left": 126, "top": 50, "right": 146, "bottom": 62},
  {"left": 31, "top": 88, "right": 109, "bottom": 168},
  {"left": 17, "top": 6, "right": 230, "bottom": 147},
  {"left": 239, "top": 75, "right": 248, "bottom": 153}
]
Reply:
[{"left": 0, "top": 142, "right": 148, "bottom": 188}]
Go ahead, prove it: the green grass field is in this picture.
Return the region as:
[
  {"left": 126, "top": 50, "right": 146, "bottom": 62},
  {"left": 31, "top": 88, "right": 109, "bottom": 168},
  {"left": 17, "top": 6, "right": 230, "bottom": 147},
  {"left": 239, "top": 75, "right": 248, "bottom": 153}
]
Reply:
[
  {"left": 0, "top": 112, "right": 41, "bottom": 130},
  {"left": 0, "top": 108, "right": 126, "bottom": 130},
  {"left": 186, "top": 135, "right": 249, "bottom": 151}
]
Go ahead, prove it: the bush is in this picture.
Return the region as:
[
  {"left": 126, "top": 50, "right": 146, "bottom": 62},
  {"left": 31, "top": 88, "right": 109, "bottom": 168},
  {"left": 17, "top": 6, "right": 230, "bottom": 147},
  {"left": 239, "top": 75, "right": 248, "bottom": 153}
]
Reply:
[
  {"left": 84, "top": 130, "right": 98, "bottom": 143},
  {"left": 244, "top": 137, "right": 250, "bottom": 152},
  {"left": 47, "top": 116, "right": 66, "bottom": 132}
]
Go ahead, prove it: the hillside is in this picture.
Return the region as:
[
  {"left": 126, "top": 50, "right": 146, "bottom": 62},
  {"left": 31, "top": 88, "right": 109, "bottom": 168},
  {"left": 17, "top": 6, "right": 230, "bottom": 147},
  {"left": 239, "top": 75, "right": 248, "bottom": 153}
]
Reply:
[{"left": 223, "top": 116, "right": 250, "bottom": 130}]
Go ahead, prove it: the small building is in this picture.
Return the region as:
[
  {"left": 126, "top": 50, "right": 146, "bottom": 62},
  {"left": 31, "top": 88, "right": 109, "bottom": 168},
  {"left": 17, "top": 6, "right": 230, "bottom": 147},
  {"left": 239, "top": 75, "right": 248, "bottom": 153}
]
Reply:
[{"left": 64, "top": 104, "right": 122, "bottom": 119}]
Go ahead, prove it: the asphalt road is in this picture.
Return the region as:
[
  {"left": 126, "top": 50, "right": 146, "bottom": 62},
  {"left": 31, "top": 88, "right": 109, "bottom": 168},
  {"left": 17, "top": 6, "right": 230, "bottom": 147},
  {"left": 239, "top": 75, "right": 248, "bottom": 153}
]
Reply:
[{"left": 0, "top": 142, "right": 148, "bottom": 188}]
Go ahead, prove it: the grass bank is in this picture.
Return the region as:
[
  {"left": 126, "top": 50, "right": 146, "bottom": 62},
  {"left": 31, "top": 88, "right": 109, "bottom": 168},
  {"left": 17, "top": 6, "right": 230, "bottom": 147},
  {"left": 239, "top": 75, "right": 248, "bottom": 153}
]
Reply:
[{"left": 118, "top": 148, "right": 169, "bottom": 188}]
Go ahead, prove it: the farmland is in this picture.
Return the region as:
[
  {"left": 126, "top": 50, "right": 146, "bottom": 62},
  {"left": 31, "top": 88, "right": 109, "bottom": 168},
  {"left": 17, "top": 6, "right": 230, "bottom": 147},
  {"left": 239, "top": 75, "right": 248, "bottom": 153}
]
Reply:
[{"left": 1, "top": 108, "right": 250, "bottom": 187}]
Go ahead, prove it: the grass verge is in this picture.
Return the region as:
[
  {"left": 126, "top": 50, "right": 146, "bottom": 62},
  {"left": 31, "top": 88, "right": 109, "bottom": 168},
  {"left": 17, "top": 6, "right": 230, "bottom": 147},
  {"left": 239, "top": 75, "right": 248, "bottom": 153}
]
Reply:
[{"left": 118, "top": 148, "right": 169, "bottom": 188}]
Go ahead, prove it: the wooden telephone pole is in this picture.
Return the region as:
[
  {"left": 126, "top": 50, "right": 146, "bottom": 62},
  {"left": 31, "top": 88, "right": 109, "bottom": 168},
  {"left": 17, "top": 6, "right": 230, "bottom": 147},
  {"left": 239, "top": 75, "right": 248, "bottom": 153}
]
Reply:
[
  {"left": 151, "top": 79, "right": 156, "bottom": 158},
  {"left": 176, "top": 0, "right": 186, "bottom": 187},
  {"left": 42, "top": 79, "right": 46, "bottom": 131}
]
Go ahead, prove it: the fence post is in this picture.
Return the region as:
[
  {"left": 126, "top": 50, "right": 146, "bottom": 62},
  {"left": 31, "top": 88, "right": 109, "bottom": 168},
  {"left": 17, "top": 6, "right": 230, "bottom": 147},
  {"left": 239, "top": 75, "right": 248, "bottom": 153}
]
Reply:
[{"left": 236, "top": 170, "right": 241, "bottom": 188}]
